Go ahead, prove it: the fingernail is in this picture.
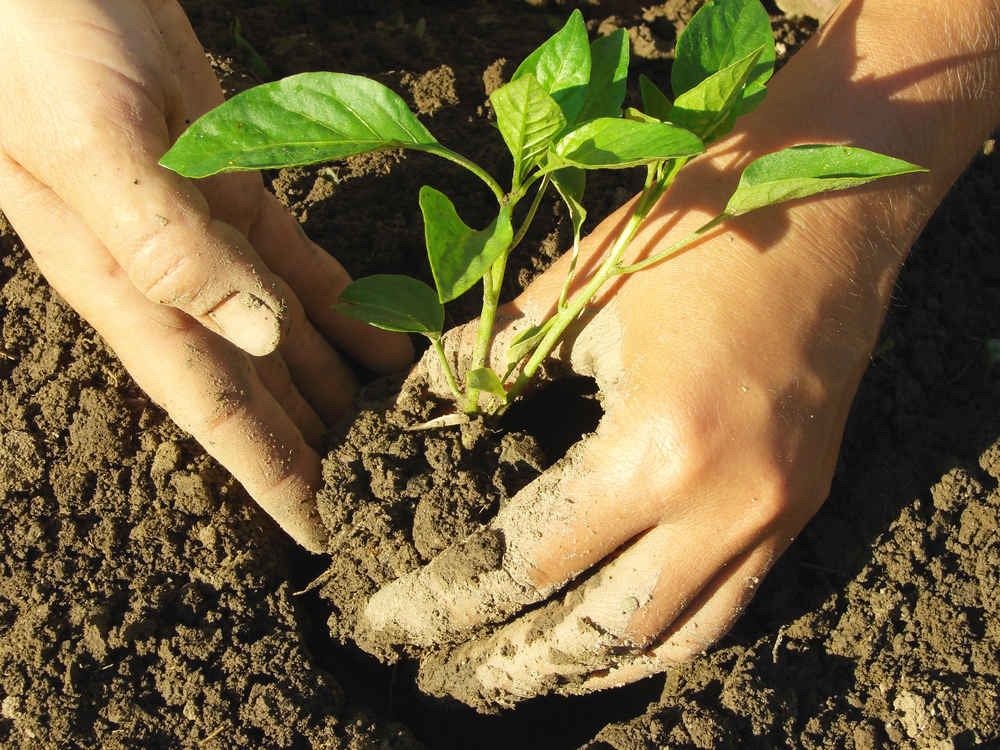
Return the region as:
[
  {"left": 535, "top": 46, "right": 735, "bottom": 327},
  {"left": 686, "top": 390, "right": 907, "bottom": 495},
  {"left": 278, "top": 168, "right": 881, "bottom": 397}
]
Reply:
[{"left": 209, "top": 292, "right": 282, "bottom": 356}]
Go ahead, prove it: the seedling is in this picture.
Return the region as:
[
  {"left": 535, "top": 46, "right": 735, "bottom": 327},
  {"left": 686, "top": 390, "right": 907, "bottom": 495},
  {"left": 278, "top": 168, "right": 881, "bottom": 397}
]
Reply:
[{"left": 161, "top": 0, "right": 924, "bottom": 417}]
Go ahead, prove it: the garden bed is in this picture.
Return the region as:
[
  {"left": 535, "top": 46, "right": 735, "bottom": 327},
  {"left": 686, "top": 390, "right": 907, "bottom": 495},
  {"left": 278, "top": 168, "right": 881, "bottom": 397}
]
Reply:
[{"left": 1, "top": 1, "right": 999, "bottom": 748}]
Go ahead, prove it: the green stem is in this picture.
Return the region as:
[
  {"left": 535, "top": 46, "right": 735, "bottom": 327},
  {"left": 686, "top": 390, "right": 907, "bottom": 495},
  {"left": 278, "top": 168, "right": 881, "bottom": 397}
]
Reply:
[
  {"left": 509, "top": 174, "right": 550, "bottom": 255},
  {"left": 614, "top": 213, "right": 727, "bottom": 275},
  {"left": 462, "top": 252, "right": 505, "bottom": 414},
  {"left": 431, "top": 336, "right": 463, "bottom": 403},
  {"left": 499, "top": 157, "right": 689, "bottom": 411},
  {"left": 461, "top": 173, "right": 551, "bottom": 414},
  {"left": 416, "top": 145, "right": 505, "bottom": 204}
]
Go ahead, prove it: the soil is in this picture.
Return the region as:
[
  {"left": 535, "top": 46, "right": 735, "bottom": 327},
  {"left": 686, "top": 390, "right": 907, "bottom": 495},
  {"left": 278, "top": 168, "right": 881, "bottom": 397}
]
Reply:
[{"left": 2, "top": 1, "right": 999, "bottom": 749}]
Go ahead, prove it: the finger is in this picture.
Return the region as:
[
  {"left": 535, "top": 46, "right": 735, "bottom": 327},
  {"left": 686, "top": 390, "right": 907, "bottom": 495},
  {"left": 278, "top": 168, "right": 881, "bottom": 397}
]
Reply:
[
  {"left": 262, "top": 272, "right": 359, "bottom": 427},
  {"left": 248, "top": 192, "right": 415, "bottom": 375},
  {"left": 250, "top": 351, "right": 326, "bottom": 449},
  {"left": 361, "top": 433, "right": 651, "bottom": 645},
  {"left": 575, "top": 543, "right": 781, "bottom": 694},
  {"left": 416, "top": 524, "right": 777, "bottom": 706},
  {"left": 0, "top": 0, "right": 286, "bottom": 356},
  {"left": 2, "top": 173, "right": 328, "bottom": 552}
]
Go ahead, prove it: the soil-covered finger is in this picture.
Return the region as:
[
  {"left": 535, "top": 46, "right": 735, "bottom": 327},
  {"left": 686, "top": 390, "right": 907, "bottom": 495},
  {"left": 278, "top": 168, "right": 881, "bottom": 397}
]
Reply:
[
  {"left": 413, "top": 521, "right": 755, "bottom": 709},
  {"left": 250, "top": 351, "right": 326, "bottom": 449},
  {"left": 249, "top": 191, "right": 415, "bottom": 375},
  {"left": 9, "top": 186, "right": 327, "bottom": 551}
]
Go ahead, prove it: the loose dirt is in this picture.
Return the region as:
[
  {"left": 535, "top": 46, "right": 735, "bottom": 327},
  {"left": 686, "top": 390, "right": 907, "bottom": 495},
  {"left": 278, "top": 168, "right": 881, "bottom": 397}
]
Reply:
[{"left": 2, "top": 1, "right": 999, "bottom": 748}]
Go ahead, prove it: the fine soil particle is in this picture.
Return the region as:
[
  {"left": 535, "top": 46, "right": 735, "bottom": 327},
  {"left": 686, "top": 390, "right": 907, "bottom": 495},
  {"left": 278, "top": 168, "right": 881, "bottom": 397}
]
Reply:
[{"left": 2, "top": 1, "right": 1000, "bottom": 749}]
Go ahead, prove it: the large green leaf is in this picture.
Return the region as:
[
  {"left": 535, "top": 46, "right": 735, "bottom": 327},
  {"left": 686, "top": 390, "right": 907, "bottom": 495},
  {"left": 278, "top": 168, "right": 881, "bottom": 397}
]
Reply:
[
  {"left": 161, "top": 72, "right": 448, "bottom": 178},
  {"left": 573, "top": 29, "right": 630, "bottom": 125},
  {"left": 668, "top": 45, "right": 764, "bottom": 142},
  {"left": 490, "top": 75, "right": 566, "bottom": 187},
  {"left": 721, "top": 145, "right": 926, "bottom": 217},
  {"left": 334, "top": 275, "right": 444, "bottom": 336},
  {"left": 672, "top": 0, "right": 774, "bottom": 116},
  {"left": 420, "top": 187, "right": 514, "bottom": 303},
  {"left": 512, "top": 9, "right": 591, "bottom": 126},
  {"left": 551, "top": 118, "right": 705, "bottom": 170}
]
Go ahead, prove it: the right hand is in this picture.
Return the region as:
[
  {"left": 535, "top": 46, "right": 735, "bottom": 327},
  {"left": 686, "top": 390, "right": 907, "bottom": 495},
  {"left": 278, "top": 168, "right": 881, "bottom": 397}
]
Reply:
[
  {"left": 0, "top": 0, "right": 413, "bottom": 551},
  {"left": 363, "top": 0, "right": 1000, "bottom": 703}
]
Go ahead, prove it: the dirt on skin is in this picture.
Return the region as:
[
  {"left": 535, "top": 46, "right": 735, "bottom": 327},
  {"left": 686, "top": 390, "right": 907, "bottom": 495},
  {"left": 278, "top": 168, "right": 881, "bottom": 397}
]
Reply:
[{"left": 2, "top": 1, "right": 1000, "bottom": 749}]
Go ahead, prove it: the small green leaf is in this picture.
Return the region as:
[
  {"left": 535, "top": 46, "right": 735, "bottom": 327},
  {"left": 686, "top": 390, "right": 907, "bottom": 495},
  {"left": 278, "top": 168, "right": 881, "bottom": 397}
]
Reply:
[
  {"left": 491, "top": 75, "right": 566, "bottom": 187},
  {"left": 505, "top": 321, "right": 554, "bottom": 373},
  {"left": 550, "top": 167, "right": 587, "bottom": 306},
  {"left": 574, "top": 29, "right": 630, "bottom": 125},
  {"left": 513, "top": 9, "right": 591, "bottom": 126},
  {"left": 334, "top": 275, "right": 444, "bottom": 336},
  {"left": 623, "top": 107, "right": 660, "bottom": 124},
  {"left": 161, "top": 72, "right": 449, "bottom": 178},
  {"left": 722, "top": 145, "right": 926, "bottom": 217},
  {"left": 639, "top": 75, "right": 672, "bottom": 121},
  {"left": 420, "top": 186, "right": 514, "bottom": 303},
  {"left": 467, "top": 368, "right": 507, "bottom": 401},
  {"left": 672, "top": 0, "right": 774, "bottom": 116},
  {"left": 550, "top": 167, "right": 587, "bottom": 242},
  {"left": 231, "top": 18, "right": 273, "bottom": 82},
  {"left": 552, "top": 118, "right": 705, "bottom": 170},
  {"left": 668, "top": 45, "right": 764, "bottom": 142}
]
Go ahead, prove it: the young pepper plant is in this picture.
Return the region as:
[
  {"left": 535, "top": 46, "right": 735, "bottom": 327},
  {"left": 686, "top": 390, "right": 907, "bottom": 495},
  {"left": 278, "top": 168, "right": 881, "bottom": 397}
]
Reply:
[{"left": 160, "top": 0, "right": 924, "bottom": 418}]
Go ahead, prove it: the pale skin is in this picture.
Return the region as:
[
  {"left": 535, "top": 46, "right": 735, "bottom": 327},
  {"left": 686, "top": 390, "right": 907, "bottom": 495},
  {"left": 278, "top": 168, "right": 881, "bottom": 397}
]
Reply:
[
  {"left": 365, "top": 0, "right": 1000, "bottom": 701},
  {"left": 0, "top": 0, "right": 414, "bottom": 552},
  {"left": 1, "top": 0, "right": 998, "bottom": 703}
]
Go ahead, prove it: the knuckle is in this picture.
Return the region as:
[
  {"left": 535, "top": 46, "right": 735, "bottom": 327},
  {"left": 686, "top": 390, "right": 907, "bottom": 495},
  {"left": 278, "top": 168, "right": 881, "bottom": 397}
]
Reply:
[{"left": 127, "top": 229, "right": 210, "bottom": 309}]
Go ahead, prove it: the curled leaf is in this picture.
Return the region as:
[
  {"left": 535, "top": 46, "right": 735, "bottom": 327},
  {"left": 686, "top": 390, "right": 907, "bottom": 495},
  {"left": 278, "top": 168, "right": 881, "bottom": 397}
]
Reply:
[{"left": 421, "top": 187, "right": 514, "bottom": 303}]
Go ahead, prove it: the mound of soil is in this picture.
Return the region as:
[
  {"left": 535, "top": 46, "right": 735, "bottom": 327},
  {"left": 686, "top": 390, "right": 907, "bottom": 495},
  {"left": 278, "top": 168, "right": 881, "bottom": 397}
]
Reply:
[{"left": 2, "top": 1, "right": 999, "bottom": 749}]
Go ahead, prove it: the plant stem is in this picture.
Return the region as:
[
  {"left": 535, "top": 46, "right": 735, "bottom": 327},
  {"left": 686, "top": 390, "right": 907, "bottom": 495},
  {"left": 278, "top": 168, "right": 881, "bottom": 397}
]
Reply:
[
  {"left": 461, "top": 173, "right": 551, "bottom": 414},
  {"left": 509, "top": 175, "right": 550, "bottom": 255},
  {"left": 416, "top": 145, "right": 506, "bottom": 204},
  {"left": 462, "top": 251, "right": 505, "bottom": 414},
  {"left": 614, "top": 213, "right": 726, "bottom": 275},
  {"left": 431, "top": 336, "right": 463, "bottom": 403},
  {"left": 499, "top": 157, "right": 690, "bottom": 410}
]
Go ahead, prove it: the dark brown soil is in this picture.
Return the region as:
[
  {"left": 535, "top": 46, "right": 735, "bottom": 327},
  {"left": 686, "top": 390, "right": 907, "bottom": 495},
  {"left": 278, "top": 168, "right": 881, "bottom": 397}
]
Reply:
[{"left": 2, "top": 1, "right": 999, "bottom": 749}]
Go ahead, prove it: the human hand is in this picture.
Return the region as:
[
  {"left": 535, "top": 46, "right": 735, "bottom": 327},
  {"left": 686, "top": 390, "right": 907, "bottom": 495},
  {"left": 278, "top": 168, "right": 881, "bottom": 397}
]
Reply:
[
  {"left": 362, "top": 0, "right": 1000, "bottom": 704},
  {"left": 0, "top": 0, "right": 412, "bottom": 551},
  {"left": 364, "top": 168, "right": 880, "bottom": 704}
]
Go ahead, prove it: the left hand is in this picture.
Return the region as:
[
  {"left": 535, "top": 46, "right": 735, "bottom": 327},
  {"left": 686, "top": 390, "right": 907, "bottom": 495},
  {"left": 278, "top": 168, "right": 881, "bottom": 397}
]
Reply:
[{"left": 0, "top": 0, "right": 413, "bottom": 551}]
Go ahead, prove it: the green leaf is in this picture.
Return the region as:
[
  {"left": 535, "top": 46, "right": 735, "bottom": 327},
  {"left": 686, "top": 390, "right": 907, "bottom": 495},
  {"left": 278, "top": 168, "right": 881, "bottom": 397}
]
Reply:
[
  {"left": 672, "top": 0, "right": 774, "bottom": 116},
  {"left": 490, "top": 75, "right": 566, "bottom": 187},
  {"left": 722, "top": 145, "right": 926, "bottom": 217},
  {"left": 550, "top": 167, "right": 587, "bottom": 242},
  {"left": 467, "top": 368, "right": 507, "bottom": 401},
  {"left": 574, "top": 29, "right": 630, "bottom": 125},
  {"left": 623, "top": 107, "right": 660, "bottom": 124},
  {"left": 420, "top": 186, "right": 514, "bottom": 303},
  {"left": 161, "top": 72, "right": 449, "bottom": 178},
  {"left": 639, "top": 75, "right": 672, "bottom": 121},
  {"left": 505, "top": 321, "right": 554, "bottom": 374},
  {"left": 334, "top": 275, "right": 444, "bottom": 336},
  {"left": 668, "top": 45, "right": 764, "bottom": 142},
  {"left": 230, "top": 18, "right": 273, "bottom": 82},
  {"left": 512, "top": 9, "right": 591, "bottom": 126},
  {"left": 552, "top": 118, "right": 705, "bottom": 170}
]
